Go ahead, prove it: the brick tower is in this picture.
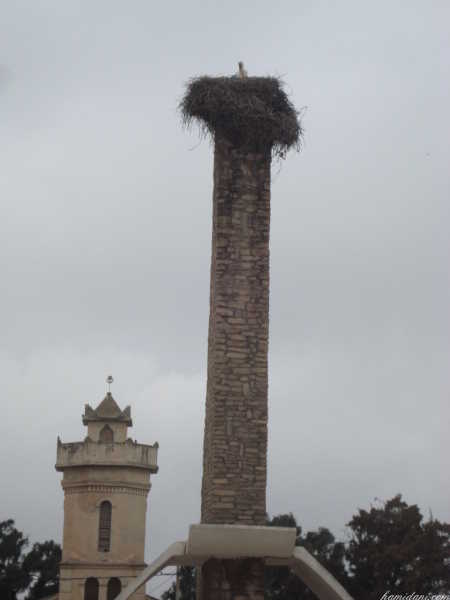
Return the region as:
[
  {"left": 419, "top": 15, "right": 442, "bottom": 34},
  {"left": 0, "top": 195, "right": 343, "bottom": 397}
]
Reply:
[
  {"left": 181, "top": 71, "right": 300, "bottom": 599},
  {"left": 201, "top": 137, "right": 270, "bottom": 527},
  {"left": 56, "top": 386, "right": 158, "bottom": 600}
]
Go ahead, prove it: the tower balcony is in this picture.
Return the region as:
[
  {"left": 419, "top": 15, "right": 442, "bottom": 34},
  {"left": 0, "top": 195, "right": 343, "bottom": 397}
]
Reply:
[{"left": 56, "top": 438, "right": 158, "bottom": 473}]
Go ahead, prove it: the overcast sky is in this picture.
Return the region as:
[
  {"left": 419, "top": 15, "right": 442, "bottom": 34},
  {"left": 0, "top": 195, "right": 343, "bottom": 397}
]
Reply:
[{"left": 1, "top": 1, "right": 449, "bottom": 597}]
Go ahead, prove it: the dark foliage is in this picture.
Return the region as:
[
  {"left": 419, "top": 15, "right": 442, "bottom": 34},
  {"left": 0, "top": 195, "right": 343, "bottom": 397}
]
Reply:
[
  {"left": 0, "top": 520, "right": 61, "bottom": 600},
  {"left": 162, "top": 566, "right": 196, "bottom": 600},
  {"left": 265, "top": 514, "right": 348, "bottom": 599},
  {"left": 23, "top": 540, "right": 61, "bottom": 600},
  {"left": 180, "top": 75, "right": 302, "bottom": 158},
  {"left": 0, "top": 520, "right": 30, "bottom": 600},
  {"left": 346, "top": 494, "right": 450, "bottom": 599}
]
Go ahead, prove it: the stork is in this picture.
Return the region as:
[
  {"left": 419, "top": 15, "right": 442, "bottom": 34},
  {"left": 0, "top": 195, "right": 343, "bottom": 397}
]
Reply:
[{"left": 238, "top": 61, "right": 248, "bottom": 78}]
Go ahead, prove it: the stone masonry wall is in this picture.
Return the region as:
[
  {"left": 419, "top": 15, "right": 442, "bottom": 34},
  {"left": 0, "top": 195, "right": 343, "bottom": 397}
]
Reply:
[
  {"left": 201, "top": 136, "right": 271, "bottom": 526},
  {"left": 201, "top": 558, "right": 265, "bottom": 600}
]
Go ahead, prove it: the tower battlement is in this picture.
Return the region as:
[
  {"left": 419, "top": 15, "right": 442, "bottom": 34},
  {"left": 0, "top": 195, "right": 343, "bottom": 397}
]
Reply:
[{"left": 56, "top": 438, "right": 158, "bottom": 472}]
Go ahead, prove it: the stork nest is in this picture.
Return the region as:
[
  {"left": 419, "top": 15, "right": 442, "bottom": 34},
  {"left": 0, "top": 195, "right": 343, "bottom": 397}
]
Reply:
[{"left": 180, "top": 75, "right": 302, "bottom": 158}]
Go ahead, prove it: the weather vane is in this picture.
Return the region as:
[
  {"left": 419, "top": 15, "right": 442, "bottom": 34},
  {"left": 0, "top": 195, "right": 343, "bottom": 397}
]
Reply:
[{"left": 106, "top": 375, "right": 114, "bottom": 393}]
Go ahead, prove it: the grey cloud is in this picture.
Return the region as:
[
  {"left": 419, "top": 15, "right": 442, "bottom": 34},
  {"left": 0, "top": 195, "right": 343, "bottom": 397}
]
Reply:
[{"left": 1, "top": 1, "right": 449, "bottom": 596}]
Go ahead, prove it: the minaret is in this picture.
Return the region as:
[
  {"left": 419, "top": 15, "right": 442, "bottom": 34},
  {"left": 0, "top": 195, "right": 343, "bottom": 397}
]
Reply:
[{"left": 56, "top": 380, "right": 158, "bottom": 600}]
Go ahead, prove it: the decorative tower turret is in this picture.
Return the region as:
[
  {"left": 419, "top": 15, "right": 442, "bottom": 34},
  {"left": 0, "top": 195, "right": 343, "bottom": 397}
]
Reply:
[{"left": 56, "top": 381, "right": 158, "bottom": 600}]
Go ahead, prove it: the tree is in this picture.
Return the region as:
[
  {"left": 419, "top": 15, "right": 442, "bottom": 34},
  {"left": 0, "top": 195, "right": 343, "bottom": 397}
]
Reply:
[
  {"left": 0, "top": 520, "right": 61, "bottom": 600},
  {"left": 346, "top": 494, "right": 450, "bottom": 599},
  {"left": 23, "top": 540, "right": 61, "bottom": 600},
  {"left": 162, "top": 567, "right": 195, "bottom": 600},
  {"left": 302, "top": 527, "right": 348, "bottom": 592},
  {"left": 0, "top": 520, "right": 30, "bottom": 600},
  {"left": 265, "top": 513, "right": 348, "bottom": 600}
]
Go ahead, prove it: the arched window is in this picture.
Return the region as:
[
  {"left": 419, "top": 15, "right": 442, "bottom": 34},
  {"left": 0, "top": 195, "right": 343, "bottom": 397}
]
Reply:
[
  {"left": 98, "top": 500, "right": 112, "bottom": 552},
  {"left": 107, "top": 578, "right": 122, "bottom": 600},
  {"left": 84, "top": 577, "right": 99, "bottom": 600},
  {"left": 99, "top": 424, "right": 114, "bottom": 443}
]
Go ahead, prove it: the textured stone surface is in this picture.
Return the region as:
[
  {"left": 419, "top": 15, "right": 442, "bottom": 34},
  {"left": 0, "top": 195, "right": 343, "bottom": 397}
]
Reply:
[
  {"left": 56, "top": 438, "right": 158, "bottom": 472},
  {"left": 56, "top": 396, "right": 157, "bottom": 600},
  {"left": 201, "top": 136, "right": 271, "bottom": 526},
  {"left": 201, "top": 558, "right": 265, "bottom": 600}
]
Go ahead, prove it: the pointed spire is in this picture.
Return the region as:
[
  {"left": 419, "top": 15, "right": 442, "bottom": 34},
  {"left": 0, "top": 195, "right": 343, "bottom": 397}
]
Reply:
[
  {"left": 82, "top": 377, "right": 132, "bottom": 426},
  {"left": 95, "top": 393, "right": 123, "bottom": 418}
]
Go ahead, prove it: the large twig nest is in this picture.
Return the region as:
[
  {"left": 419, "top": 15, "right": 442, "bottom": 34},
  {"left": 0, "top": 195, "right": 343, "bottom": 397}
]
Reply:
[{"left": 180, "top": 75, "right": 302, "bottom": 158}]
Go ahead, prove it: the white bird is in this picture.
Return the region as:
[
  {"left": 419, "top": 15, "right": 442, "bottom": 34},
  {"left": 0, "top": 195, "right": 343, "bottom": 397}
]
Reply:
[{"left": 238, "top": 61, "right": 248, "bottom": 78}]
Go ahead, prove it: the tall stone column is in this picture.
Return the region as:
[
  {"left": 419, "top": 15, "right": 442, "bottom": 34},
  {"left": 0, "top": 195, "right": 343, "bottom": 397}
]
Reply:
[
  {"left": 201, "top": 138, "right": 270, "bottom": 527},
  {"left": 181, "top": 72, "right": 300, "bottom": 599},
  {"left": 200, "top": 139, "right": 270, "bottom": 599}
]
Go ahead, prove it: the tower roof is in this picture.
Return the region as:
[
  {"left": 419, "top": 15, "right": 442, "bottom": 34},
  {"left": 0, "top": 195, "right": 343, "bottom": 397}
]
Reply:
[{"left": 82, "top": 392, "right": 132, "bottom": 426}]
